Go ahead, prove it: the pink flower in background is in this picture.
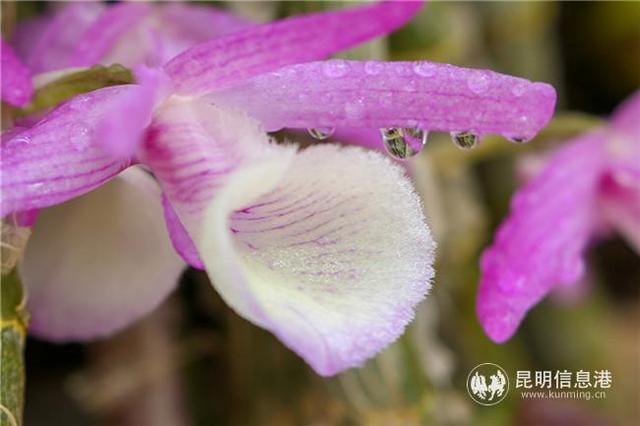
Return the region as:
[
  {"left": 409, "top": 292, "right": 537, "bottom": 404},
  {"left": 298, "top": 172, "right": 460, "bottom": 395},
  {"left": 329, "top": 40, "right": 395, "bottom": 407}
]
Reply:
[
  {"left": 477, "top": 91, "right": 640, "bottom": 343},
  {"left": 2, "top": 1, "right": 556, "bottom": 375},
  {"left": 13, "top": 2, "right": 254, "bottom": 73}
]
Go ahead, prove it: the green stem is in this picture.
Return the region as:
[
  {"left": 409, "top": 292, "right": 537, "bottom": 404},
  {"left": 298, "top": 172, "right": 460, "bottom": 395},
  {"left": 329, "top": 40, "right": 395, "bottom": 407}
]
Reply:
[{"left": 1, "top": 269, "right": 28, "bottom": 426}]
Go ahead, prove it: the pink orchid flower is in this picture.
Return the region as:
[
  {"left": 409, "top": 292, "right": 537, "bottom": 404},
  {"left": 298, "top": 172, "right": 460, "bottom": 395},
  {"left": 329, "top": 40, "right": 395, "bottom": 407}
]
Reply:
[
  {"left": 477, "top": 91, "right": 640, "bottom": 344},
  {"left": 2, "top": 2, "right": 557, "bottom": 376}
]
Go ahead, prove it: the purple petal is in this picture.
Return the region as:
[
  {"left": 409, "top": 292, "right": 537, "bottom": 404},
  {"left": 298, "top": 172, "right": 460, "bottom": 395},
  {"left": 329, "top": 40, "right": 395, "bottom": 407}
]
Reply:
[
  {"left": 162, "top": 193, "right": 204, "bottom": 269},
  {"left": 22, "top": 167, "right": 185, "bottom": 341},
  {"left": 477, "top": 132, "right": 607, "bottom": 343},
  {"left": 198, "top": 144, "right": 435, "bottom": 375},
  {"left": 17, "top": 3, "right": 104, "bottom": 73},
  {"left": 210, "top": 60, "right": 557, "bottom": 140},
  {"left": 69, "top": 3, "right": 152, "bottom": 67},
  {"left": 164, "top": 1, "right": 422, "bottom": 95},
  {"left": 1, "top": 86, "right": 135, "bottom": 217},
  {"left": 96, "top": 66, "right": 170, "bottom": 158},
  {"left": 1, "top": 37, "right": 33, "bottom": 107}
]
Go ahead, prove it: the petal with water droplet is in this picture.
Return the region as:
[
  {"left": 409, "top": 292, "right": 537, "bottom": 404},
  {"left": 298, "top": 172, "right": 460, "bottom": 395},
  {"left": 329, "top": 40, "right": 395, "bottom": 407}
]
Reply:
[
  {"left": 165, "top": 1, "right": 422, "bottom": 95},
  {"left": 477, "top": 132, "right": 606, "bottom": 343},
  {"left": 0, "top": 86, "right": 135, "bottom": 217},
  {"left": 210, "top": 60, "right": 556, "bottom": 141},
  {"left": 21, "top": 167, "right": 185, "bottom": 340}
]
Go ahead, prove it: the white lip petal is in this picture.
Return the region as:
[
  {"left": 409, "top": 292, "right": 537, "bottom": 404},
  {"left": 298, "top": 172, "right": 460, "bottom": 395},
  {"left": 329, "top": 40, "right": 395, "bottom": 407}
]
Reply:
[
  {"left": 199, "top": 144, "right": 435, "bottom": 376},
  {"left": 21, "top": 167, "right": 185, "bottom": 341}
]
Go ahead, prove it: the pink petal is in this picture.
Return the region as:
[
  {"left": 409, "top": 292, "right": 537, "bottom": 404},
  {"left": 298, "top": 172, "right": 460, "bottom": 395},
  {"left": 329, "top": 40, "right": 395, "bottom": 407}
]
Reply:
[
  {"left": 210, "top": 60, "right": 557, "bottom": 140},
  {"left": 164, "top": 1, "right": 422, "bottom": 96},
  {"left": 1, "top": 37, "right": 33, "bottom": 107},
  {"left": 198, "top": 144, "right": 435, "bottom": 375},
  {"left": 162, "top": 193, "right": 204, "bottom": 270},
  {"left": 69, "top": 3, "right": 153, "bottom": 67},
  {"left": 476, "top": 132, "right": 607, "bottom": 343},
  {"left": 599, "top": 166, "right": 640, "bottom": 254},
  {"left": 96, "top": 66, "right": 170, "bottom": 158},
  {"left": 21, "top": 167, "right": 185, "bottom": 341},
  {"left": 17, "top": 3, "right": 104, "bottom": 73},
  {"left": 1, "top": 86, "right": 135, "bottom": 217}
]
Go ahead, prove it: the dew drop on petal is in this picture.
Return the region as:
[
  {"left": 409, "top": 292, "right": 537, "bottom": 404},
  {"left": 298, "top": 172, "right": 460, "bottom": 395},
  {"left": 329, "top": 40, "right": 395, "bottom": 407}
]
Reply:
[
  {"left": 413, "top": 62, "right": 436, "bottom": 77},
  {"left": 381, "top": 127, "right": 429, "bottom": 160},
  {"left": 467, "top": 71, "right": 490, "bottom": 94},
  {"left": 364, "top": 60, "right": 384, "bottom": 75},
  {"left": 323, "top": 59, "right": 349, "bottom": 78},
  {"left": 450, "top": 131, "right": 479, "bottom": 150},
  {"left": 9, "top": 135, "right": 31, "bottom": 146},
  {"left": 344, "top": 99, "right": 365, "bottom": 119},
  {"left": 307, "top": 127, "right": 335, "bottom": 140},
  {"left": 69, "top": 124, "right": 91, "bottom": 151}
]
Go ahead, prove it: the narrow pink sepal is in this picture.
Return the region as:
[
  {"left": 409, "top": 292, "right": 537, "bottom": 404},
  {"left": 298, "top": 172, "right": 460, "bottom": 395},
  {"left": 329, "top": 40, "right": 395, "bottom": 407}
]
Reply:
[
  {"left": 70, "top": 3, "right": 152, "bottom": 67},
  {"left": 162, "top": 194, "right": 205, "bottom": 269},
  {"left": 159, "top": 3, "right": 254, "bottom": 41},
  {"left": 165, "top": 1, "right": 423, "bottom": 95},
  {"left": 1, "top": 86, "right": 135, "bottom": 217},
  {"left": 476, "top": 132, "right": 606, "bottom": 342},
  {"left": 211, "top": 60, "right": 556, "bottom": 140},
  {"left": 96, "top": 66, "right": 170, "bottom": 158},
  {"left": 1, "top": 37, "right": 33, "bottom": 107}
]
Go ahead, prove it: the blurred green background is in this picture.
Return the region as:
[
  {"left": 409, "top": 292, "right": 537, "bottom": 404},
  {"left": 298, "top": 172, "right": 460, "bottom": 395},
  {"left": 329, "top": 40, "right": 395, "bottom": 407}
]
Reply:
[{"left": 5, "top": 1, "right": 639, "bottom": 425}]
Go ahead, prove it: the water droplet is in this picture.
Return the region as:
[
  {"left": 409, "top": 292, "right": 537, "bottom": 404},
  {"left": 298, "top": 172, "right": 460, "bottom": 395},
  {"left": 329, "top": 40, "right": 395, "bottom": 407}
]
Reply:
[
  {"left": 450, "top": 131, "right": 479, "bottom": 150},
  {"left": 9, "top": 135, "right": 31, "bottom": 145},
  {"left": 380, "top": 127, "right": 429, "bottom": 160},
  {"left": 307, "top": 127, "right": 335, "bottom": 140},
  {"left": 507, "top": 136, "right": 531, "bottom": 144},
  {"left": 394, "top": 64, "right": 412, "bottom": 76},
  {"left": 412, "top": 62, "right": 436, "bottom": 77},
  {"left": 467, "top": 72, "right": 489, "bottom": 94},
  {"left": 69, "top": 124, "right": 91, "bottom": 151},
  {"left": 364, "top": 60, "right": 383, "bottom": 75},
  {"left": 511, "top": 81, "right": 527, "bottom": 97},
  {"left": 323, "top": 60, "right": 348, "bottom": 78},
  {"left": 344, "top": 99, "right": 365, "bottom": 119}
]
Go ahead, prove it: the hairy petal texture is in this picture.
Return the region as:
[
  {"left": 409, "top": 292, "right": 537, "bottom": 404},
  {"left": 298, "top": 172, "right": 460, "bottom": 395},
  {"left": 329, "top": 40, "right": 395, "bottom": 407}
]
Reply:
[
  {"left": 21, "top": 168, "right": 185, "bottom": 340},
  {"left": 140, "top": 98, "right": 291, "bottom": 264},
  {"left": 1, "top": 37, "right": 33, "bottom": 107},
  {"left": 165, "top": 1, "right": 422, "bottom": 95},
  {"left": 199, "top": 144, "right": 435, "bottom": 375},
  {"left": 1, "top": 86, "right": 134, "bottom": 216},
  {"left": 477, "top": 132, "right": 607, "bottom": 343},
  {"left": 70, "top": 3, "right": 153, "bottom": 67},
  {"left": 211, "top": 61, "right": 556, "bottom": 139},
  {"left": 16, "top": 3, "right": 104, "bottom": 73}
]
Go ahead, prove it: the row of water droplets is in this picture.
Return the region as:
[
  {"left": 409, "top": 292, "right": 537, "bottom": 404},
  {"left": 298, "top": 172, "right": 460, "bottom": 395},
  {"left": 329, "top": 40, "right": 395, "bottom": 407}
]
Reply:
[
  {"left": 307, "top": 126, "right": 529, "bottom": 160},
  {"left": 307, "top": 60, "right": 531, "bottom": 160}
]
